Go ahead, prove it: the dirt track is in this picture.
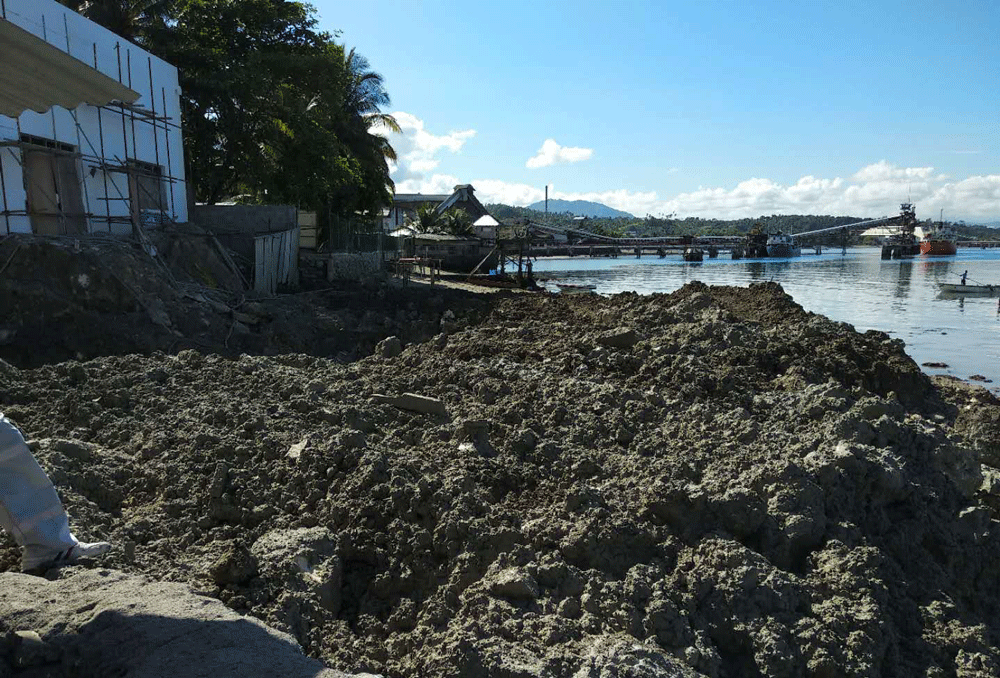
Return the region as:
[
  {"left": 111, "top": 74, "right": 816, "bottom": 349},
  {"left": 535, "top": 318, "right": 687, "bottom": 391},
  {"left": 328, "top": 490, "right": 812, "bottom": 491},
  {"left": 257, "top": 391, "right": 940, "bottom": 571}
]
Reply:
[{"left": 3, "top": 277, "right": 1000, "bottom": 677}]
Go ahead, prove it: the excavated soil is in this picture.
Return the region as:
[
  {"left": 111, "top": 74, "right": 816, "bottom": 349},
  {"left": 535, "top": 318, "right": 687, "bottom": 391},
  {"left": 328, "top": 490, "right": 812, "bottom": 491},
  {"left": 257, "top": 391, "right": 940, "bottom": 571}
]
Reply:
[
  {"left": 0, "top": 235, "right": 493, "bottom": 367},
  {"left": 3, "top": 279, "right": 1000, "bottom": 677}
]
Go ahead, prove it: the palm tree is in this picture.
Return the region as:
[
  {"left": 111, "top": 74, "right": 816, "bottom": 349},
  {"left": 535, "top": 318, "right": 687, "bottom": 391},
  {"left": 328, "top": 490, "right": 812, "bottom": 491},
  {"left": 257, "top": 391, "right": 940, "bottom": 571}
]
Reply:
[
  {"left": 337, "top": 47, "right": 400, "bottom": 211},
  {"left": 409, "top": 204, "right": 442, "bottom": 234},
  {"left": 441, "top": 208, "right": 473, "bottom": 236},
  {"left": 343, "top": 48, "right": 401, "bottom": 139},
  {"left": 57, "top": 0, "right": 173, "bottom": 43}
]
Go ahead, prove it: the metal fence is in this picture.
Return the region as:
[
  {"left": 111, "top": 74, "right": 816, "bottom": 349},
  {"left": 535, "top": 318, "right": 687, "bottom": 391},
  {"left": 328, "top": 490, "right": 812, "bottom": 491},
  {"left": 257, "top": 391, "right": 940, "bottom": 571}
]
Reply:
[{"left": 325, "top": 215, "right": 393, "bottom": 254}]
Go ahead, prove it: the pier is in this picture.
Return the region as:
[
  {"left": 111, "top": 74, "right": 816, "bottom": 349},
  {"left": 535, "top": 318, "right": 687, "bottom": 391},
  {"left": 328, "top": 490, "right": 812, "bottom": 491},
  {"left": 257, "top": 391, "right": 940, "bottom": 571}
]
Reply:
[{"left": 514, "top": 203, "right": 931, "bottom": 262}]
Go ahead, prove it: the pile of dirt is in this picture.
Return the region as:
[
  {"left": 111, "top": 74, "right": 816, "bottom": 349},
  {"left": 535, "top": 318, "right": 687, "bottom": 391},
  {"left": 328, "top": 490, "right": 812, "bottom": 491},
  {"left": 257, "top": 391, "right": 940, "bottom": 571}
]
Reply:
[
  {"left": 2, "top": 281, "right": 1000, "bottom": 677},
  {"left": 0, "top": 235, "right": 494, "bottom": 368}
]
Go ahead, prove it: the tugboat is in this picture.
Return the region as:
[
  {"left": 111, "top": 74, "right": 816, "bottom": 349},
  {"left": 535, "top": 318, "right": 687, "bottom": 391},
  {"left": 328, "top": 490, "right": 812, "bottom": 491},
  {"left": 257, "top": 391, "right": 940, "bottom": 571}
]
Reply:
[
  {"left": 766, "top": 232, "right": 801, "bottom": 257},
  {"left": 920, "top": 213, "right": 957, "bottom": 256}
]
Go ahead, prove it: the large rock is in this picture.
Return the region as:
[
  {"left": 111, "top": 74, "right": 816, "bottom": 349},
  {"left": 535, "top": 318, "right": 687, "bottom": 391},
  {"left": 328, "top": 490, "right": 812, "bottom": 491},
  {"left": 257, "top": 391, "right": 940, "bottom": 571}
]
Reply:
[
  {"left": 0, "top": 569, "right": 371, "bottom": 678},
  {"left": 372, "top": 392, "right": 448, "bottom": 416}
]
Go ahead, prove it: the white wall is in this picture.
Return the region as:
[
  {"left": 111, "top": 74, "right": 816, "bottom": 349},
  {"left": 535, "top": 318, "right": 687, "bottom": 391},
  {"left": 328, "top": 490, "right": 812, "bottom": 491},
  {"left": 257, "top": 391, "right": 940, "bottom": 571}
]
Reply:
[{"left": 0, "top": 0, "right": 187, "bottom": 235}]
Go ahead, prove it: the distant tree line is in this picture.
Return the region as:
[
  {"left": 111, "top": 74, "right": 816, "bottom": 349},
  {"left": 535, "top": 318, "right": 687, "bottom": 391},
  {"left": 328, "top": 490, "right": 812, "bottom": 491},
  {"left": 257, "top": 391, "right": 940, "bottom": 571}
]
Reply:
[
  {"left": 490, "top": 204, "right": 1000, "bottom": 241},
  {"left": 58, "top": 0, "right": 397, "bottom": 221},
  {"left": 488, "top": 204, "right": 868, "bottom": 238}
]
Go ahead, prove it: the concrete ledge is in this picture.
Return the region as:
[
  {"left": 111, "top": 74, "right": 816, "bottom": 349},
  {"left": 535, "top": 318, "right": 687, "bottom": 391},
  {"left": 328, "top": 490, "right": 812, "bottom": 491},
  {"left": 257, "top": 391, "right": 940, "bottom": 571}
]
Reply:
[
  {"left": 327, "top": 253, "right": 383, "bottom": 282},
  {"left": 0, "top": 569, "right": 373, "bottom": 678}
]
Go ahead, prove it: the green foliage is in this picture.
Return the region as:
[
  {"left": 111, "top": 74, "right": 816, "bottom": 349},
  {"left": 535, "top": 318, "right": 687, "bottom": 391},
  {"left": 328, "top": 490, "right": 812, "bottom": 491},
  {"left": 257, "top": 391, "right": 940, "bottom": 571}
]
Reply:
[
  {"left": 57, "top": 0, "right": 172, "bottom": 43},
  {"left": 404, "top": 206, "right": 474, "bottom": 236},
  {"left": 440, "top": 209, "right": 473, "bottom": 236},
  {"left": 409, "top": 204, "right": 442, "bottom": 234},
  {"left": 60, "top": 0, "right": 397, "bottom": 218},
  {"left": 487, "top": 204, "right": 868, "bottom": 237}
]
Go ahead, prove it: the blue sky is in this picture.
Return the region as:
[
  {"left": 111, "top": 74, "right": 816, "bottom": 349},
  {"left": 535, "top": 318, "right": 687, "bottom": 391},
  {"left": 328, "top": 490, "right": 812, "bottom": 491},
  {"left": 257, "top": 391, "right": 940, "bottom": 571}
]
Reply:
[{"left": 314, "top": 0, "right": 999, "bottom": 221}]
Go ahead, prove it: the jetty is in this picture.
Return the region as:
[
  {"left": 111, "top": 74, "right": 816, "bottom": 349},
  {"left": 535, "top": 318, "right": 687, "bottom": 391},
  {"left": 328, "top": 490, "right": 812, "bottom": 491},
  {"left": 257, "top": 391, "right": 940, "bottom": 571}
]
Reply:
[{"left": 510, "top": 203, "right": 923, "bottom": 262}]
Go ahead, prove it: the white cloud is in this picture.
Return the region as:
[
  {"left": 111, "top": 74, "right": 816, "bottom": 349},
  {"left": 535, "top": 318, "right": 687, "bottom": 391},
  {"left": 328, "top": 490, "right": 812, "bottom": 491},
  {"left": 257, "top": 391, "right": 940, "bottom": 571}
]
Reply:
[
  {"left": 852, "top": 161, "right": 936, "bottom": 183},
  {"left": 385, "top": 112, "right": 475, "bottom": 183},
  {"left": 526, "top": 139, "right": 594, "bottom": 169},
  {"left": 449, "top": 162, "right": 1000, "bottom": 222},
  {"left": 392, "top": 143, "right": 1000, "bottom": 222}
]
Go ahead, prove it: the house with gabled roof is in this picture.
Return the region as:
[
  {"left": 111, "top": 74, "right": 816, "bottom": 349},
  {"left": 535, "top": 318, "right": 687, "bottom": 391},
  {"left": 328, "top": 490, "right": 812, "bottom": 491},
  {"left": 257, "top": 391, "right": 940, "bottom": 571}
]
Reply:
[{"left": 382, "top": 184, "right": 492, "bottom": 236}]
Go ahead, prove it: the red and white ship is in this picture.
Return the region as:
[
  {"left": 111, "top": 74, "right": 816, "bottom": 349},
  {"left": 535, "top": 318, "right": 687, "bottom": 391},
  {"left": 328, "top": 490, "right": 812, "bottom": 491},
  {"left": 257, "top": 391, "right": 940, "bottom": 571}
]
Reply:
[{"left": 920, "top": 222, "right": 957, "bottom": 256}]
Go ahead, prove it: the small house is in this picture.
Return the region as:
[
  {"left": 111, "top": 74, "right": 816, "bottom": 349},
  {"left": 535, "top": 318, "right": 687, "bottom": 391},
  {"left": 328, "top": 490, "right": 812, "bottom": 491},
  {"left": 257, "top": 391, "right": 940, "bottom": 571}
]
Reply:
[{"left": 383, "top": 183, "right": 492, "bottom": 232}]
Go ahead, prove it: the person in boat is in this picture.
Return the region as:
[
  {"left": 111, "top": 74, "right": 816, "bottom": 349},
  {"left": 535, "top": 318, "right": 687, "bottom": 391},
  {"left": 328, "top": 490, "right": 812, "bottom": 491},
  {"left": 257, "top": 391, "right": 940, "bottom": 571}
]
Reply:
[
  {"left": 0, "top": 414, "right": 111, "bottom": 572},
  {"left": 961, "top": 270, "right": 968, "bottom": 286}
]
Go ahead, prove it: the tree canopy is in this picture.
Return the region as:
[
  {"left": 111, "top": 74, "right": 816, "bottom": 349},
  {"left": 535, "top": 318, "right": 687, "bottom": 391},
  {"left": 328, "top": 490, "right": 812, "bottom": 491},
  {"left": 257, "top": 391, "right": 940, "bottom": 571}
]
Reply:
[{"left": 59, "top": 0, "right": 397, "bottom": 217}]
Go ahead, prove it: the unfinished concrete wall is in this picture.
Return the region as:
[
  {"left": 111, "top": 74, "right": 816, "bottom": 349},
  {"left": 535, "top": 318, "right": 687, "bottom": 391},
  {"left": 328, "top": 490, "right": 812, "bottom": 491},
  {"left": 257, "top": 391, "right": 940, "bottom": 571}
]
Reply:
[
  {"left": 190, "top": 205, "right": 297, "bottom": 235},
  {"left": 327, "top": 253, "right": 383, "bottom": 281}
]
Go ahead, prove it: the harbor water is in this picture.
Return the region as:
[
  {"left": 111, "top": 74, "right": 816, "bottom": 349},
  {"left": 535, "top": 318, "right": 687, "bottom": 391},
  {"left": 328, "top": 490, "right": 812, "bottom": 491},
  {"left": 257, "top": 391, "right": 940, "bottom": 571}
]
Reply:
[{"left": 533, "top": 247, "right": 1000, "bottom": 390}]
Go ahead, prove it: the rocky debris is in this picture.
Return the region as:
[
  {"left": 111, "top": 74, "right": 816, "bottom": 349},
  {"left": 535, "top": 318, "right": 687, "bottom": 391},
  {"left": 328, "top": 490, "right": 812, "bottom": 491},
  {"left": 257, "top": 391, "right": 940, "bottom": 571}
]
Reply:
[
  {"left": 486, "top": 566, "right": 540, "bottom": 601},
  {"left": 375, "top": 336, "right": 403, "bottom": 359},
  {"left": 372, "top": 393, "right": 449, "bottom": 416},
  {"left": 0, "top": 236, "right": 494, "bottom": 368},
  {"left": 596, "top": 328, "right": 641, "bottom": 349},
  {"left": 0, "top": 569, "right": 368, "bottom": 678},
  {"left": 457, "top": 419, "right": 495, "bottom": 457},
  {"left": 2, "top": 282, "right": 1000, "bottom": 677}
]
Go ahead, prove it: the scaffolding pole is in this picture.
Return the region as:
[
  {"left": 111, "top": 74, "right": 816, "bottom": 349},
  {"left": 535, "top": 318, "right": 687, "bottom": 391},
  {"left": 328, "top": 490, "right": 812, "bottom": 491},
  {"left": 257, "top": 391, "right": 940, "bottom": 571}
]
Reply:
[
  {"left": 94, "top": 42, "right": 112, "bottom": 233},
  {"left": 0, "top": 145, "right": 8, "bottom": 234},
  {"left": 161, "top": 88, "right": 176, "bottom": 221}
]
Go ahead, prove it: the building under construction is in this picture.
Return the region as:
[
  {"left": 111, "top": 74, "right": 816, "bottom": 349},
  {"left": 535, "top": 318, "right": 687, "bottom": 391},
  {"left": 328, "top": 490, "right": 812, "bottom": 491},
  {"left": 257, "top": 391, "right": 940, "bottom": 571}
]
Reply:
[{"left": 0, "top": 0, "right": 187, "bottom": 239}]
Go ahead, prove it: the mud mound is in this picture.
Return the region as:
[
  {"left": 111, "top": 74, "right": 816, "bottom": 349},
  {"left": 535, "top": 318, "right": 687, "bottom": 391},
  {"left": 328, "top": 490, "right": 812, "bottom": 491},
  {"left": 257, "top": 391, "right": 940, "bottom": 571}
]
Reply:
[
  {"left": 1, "top": 282, "right": 998, "bottom": 677},
  {"left": 0, "top": 235, "right": 495, "bottom": 367}
]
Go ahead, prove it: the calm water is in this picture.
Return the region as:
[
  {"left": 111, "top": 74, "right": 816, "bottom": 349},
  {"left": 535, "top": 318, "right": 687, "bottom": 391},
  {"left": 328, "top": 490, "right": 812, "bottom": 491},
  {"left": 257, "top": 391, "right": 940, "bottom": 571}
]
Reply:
[{"left": 533, "top": 248, "right": 1000, "bottom": 390}]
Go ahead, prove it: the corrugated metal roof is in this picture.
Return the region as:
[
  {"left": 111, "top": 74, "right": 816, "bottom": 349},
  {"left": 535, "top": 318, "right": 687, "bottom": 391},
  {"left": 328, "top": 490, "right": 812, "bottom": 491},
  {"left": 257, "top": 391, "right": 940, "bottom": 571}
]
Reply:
[
  {"left": 413, "top": 233, "right": 478, "bottom": 242},
  {"left": 0, "top": 18, "right": 140, "bottom": 117},
  {"left": 392, "top": 194, "right": 449, "bottom": 204}
]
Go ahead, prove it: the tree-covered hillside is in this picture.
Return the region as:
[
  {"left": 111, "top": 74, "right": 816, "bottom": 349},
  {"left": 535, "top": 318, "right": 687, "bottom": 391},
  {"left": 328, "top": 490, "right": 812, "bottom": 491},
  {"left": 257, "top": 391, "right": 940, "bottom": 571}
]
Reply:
[
  {"left": 525, "top": 199, "right": 633, "bottom": 219},
  {"left": 488, "top": 204, "right": 868, "bottom": 238}
]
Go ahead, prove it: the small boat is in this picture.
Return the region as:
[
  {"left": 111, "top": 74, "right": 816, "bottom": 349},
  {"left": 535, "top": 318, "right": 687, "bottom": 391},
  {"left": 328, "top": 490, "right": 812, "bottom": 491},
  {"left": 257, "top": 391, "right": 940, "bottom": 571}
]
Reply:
[
  {"left": 556, "top": 283, "right": 597, "bottom": 295},
  {"left": 939, "top": 282, "right": 999, "bottom": 295},
  {"left": 766, "top": 232, "right": 801, "bottom": 257}
]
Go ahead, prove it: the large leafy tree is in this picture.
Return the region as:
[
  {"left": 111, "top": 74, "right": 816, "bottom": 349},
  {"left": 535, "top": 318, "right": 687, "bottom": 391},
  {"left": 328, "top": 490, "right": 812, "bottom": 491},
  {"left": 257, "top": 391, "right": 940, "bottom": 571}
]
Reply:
[
  {"left": 57, "top": 0, "right": 172, "bottom": 44},
  {"left": 59, "top": 0, "right": 397, "bottom": 217}
]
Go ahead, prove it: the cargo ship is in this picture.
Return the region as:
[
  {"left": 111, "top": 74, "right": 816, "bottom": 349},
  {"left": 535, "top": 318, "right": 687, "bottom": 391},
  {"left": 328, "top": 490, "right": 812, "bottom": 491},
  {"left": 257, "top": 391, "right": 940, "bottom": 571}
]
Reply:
[{"left": 920, "top": 222, "right": 957, "bottom": 256}]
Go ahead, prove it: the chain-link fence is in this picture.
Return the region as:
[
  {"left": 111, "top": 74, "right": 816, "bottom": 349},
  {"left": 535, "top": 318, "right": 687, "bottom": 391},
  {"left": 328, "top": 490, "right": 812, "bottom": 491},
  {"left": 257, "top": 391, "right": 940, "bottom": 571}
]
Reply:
[{"left": 324, "top": 214, "right": 404, "bottom": 260}]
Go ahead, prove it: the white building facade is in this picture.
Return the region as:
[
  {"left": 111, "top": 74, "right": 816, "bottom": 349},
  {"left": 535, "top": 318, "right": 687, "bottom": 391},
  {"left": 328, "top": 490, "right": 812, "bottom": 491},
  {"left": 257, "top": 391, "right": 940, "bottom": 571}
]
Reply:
[{"left": 0, "top": 0, "right": 187, "bottom": 237}]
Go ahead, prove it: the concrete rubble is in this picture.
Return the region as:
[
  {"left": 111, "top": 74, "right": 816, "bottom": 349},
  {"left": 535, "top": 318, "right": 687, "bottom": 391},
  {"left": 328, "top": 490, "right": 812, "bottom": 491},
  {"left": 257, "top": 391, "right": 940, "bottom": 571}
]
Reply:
[
  {"left": 2, "top": 244, "right": 1000, "bottom": 677},
  {"left": 0, "top": 569, "right": 370, "bottom": 678}
]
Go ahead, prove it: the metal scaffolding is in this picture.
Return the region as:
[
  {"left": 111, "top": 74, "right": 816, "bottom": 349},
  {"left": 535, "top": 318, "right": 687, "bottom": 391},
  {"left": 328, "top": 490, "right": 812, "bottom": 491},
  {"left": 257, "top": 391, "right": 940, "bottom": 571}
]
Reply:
[{"left": 0, "top": 35, "right": 182, "bottom": 241}]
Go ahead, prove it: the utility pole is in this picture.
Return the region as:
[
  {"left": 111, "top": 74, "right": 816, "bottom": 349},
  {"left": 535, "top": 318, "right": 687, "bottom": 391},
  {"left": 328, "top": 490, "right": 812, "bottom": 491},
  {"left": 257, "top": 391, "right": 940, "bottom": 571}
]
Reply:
[{"left": 545, "top": 186, "right": 548, "bottom": 215}]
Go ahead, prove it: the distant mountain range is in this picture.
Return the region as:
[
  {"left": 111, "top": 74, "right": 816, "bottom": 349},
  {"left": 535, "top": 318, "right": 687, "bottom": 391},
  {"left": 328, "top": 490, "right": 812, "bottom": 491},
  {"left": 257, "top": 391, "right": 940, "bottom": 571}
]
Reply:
[{"left": 526, "top": 199, "right": 633, "bottom": 219}]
